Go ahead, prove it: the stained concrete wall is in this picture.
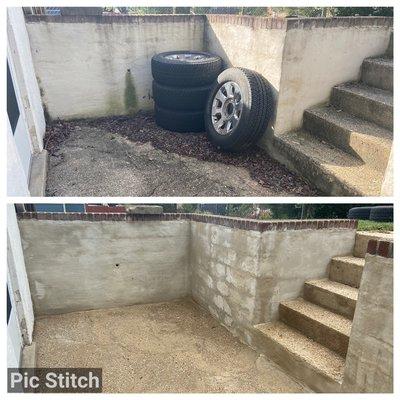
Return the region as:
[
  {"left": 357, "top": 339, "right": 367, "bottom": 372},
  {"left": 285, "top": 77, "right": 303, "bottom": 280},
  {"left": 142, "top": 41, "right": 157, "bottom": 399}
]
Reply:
[
  {"left": 190, "top": 221, "right": 356, "bottom": 342},
  {"left": 19, "top": 219, "right": 191, "bottom": 315},
  {"left": 342, "top": 252, "right": 393, "bottom": 393},
  {"left": 25, "top": 15, "right": 204, "bottom": 120},
  {"left": 274, "top": 18, "right": 392, "bottom": 135}
]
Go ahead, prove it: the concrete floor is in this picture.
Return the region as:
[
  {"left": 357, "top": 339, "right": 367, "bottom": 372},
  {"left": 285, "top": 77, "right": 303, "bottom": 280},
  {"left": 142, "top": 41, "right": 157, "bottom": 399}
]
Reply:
[
  {"left": 34, "top": 299, "right": 308, "bottom": 393},
  {"left": 45, "top": 117, "right": 316, "bottom": 196}
]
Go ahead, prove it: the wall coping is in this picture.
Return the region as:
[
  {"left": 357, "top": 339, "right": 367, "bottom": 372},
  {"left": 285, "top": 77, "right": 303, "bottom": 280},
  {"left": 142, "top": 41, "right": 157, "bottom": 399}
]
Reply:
[
  {"left": 17, "top": 212, "right": 357, "bottom": 232},
  {"left": 367, "top": 239, "right": 393, "bottom": 258},
  {"left": 24, "top": 14, "right": 205, "bottom": 24},
  {"left": 25, "top": 14, "right": 392, "bottom": 30}
]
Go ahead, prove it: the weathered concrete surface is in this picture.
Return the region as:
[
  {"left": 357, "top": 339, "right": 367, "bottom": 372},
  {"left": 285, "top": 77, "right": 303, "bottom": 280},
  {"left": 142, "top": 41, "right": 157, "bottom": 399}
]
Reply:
[
  {"left": 25, "top": 15, "right": 204, "bottom": 119},
  {"left": 34, "top": 299, "right": 308, "bottom": 393},
  {"left": 45, "top": 124, "right": 294, "bottom": 197},
  {"left": 19, "top": 220, "right": 191, "bottom": 315},
  {"left": 342, "top": 254, "right": 393, "bottom": 392},
  {"left": 329, "top": 256, "right": 365, "bottom": 288}
]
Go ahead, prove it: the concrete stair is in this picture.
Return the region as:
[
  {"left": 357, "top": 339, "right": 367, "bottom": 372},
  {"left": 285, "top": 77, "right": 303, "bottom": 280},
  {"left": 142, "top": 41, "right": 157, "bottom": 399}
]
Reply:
[
  {"left": 329, "top": 256, "right": 365, "bottom": 288},
  {"left": 331, "top": 83, "right": 393, "bottom": 130},
  {"left": 279, "top": 298, "right": 351, "bottom": 357},
  {"left": 270, "top": 45, "right": 393, "bottom": 196},
  {"left": 253, "top": 321, "right": 345, "bottom": 392},
  {"left": 304, "top": 278, "right": 358, "bottom": 319},
  {"left": 361, "top": 57, "right": 393, "bottom": 92},
  {"left": 253, "top": 230, "right": 394, "bottom": 391}
]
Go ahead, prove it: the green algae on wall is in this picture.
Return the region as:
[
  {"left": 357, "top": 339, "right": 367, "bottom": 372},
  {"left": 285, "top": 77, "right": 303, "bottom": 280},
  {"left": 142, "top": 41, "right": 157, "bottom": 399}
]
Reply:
[{"left": 124, "top": 69, "right": 138, "bottom": 115}]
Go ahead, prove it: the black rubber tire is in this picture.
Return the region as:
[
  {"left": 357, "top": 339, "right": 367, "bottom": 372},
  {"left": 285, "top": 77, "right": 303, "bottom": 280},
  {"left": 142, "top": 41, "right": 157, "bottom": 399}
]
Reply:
[
  {"left": 347, "top": 207, "right": 372, "bottom": 220},
  {"left": 152, "top": 81, "right": 212, "bottom": 112},
  {"left": 151, "top": 51, "right": 222, "bottom": 87},
  {"left": 369, "top": 206, "right": 393, "bottom": 222},
  {"left": 155, "top": 105, "right": 205, "bottom": 133},
  {"left": 204, "top": 68, "right": 274, "bottom": 152}
]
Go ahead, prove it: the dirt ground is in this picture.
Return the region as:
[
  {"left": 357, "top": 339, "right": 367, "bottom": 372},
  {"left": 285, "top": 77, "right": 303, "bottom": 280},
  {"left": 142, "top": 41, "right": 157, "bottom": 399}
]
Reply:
[
  {"left": 44, "top": 113, "right": 316, "bottom": 196},
  {"left": 34, "top": 299, "right": 308, "bottom": 393}
]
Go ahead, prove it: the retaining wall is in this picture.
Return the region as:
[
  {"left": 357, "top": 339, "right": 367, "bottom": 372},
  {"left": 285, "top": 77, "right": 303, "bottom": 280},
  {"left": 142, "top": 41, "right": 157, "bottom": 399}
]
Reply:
[
  {"left": 24, "top": 15, "right": 204, "bottom": 120},
  {"left": 342, "top": 239, "right": 393, "bottom": 393},
  {"left": 18, "top": 212, "right": 357, "bottom": 337},
  {"left": 24, "top": 14, "right": 392, "bottom": 135}
]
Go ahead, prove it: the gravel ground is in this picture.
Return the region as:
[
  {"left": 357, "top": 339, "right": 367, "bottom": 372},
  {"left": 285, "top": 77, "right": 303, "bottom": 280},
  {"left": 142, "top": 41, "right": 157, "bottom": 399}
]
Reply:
[
  {"left": 35, "top": 299, "right": 308, "bottom": 392},
  {"left": 44, "top": 113, "right": 317, "bottom": 197}
]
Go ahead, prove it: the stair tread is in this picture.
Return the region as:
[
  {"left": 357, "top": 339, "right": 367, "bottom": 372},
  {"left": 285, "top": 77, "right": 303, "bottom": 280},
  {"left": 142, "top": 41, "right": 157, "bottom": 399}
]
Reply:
[
  {"left": 363, "top": 56, "right": 393, "bottom": 68},
  {"left": 254, "top": 321, "right": 345, "bottom": 382},
  {"left": 305, "top": 105, "right": 392, "bottom": 143},
  {"left": 331, "top": 255, "right": 365, "bottom": 267},
  {"left": 334, "top": 82, "right": 393, "bottom": 107},
  {"left": 275, "top": 129, "right": 384, "bottom": 195},
  {"left": 280, "top": 298, "right": 352, "bottom": 337},
  {"left": 305, "top": 278, "right": 358, "bottom": 301}
]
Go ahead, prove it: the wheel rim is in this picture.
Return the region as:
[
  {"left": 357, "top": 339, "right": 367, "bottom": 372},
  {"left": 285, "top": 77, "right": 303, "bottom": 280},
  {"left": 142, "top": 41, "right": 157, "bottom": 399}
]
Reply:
[
  {"left": 164, "top": 53, "right": 208, "bottom": 62},
  {"left": 211, "top": 81, "right": 243, "bottom": 136}
]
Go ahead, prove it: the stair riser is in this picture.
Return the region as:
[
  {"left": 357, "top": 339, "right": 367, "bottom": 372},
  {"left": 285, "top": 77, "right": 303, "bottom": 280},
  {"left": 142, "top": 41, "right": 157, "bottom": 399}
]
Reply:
[
  {"left": 331, "top": 88, "right": 392, "bottom": 130},
  {"left": 329, "top": 260, "right": 363, "bottom": 288},
  {"left": 361, "top": 61, "right": 393, "bottom": 92},
  {"left": 303, "top": 112, "right": 390, "bottom": 171},
  {"left": 270, "top": 136, "right": 361, "bottom": 196},
  {"left": 252, "top": 329, "right": 342, "bottom": 393},
  {"left": 279, "top": 304, "right": 349, "bottom": 357},
  {"left": 303, "top": 284, "right": 356, "bottom": 319}
]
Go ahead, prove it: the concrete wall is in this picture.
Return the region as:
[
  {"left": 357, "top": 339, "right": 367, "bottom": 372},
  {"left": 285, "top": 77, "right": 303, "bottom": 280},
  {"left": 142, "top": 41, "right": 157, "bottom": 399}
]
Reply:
[
  {"left": 19, "top": 219, "right": 191, "bottom": 315},
  {"left": 25, "top": 15, "right": 204, "bottom": 120},
  {"left": 190, "top": 220, "right": 356, "bottom": 342},
  {"left": 342, "top": 246, "right": 393, "bottom": 393},
  {"left": 274, "top": 17, "right": 392, "bottom": 135}
]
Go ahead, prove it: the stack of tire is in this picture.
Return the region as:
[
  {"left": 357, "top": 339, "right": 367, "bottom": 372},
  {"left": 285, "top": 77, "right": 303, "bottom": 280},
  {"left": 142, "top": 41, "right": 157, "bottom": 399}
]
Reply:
[
  {"left": 151, "top": 50, "right": 223, "bottom": 133},
  {"left": 348, "top": 205, "right": 393, "bottom": 222}
]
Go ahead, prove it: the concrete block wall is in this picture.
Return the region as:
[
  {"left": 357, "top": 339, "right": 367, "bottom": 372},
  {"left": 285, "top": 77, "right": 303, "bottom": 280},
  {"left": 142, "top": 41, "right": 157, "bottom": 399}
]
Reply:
[
  {"left": 190, "top": 217, "right": 357, "bottom": 342},
  {"left": 342, "top": 239, "right": 393, "bottom": 393}
]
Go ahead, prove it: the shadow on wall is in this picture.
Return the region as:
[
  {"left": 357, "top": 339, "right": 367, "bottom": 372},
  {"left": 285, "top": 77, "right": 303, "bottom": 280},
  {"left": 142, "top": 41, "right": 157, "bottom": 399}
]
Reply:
[{"left": 204, "top": 20, "right": 279, "bottom": 142}]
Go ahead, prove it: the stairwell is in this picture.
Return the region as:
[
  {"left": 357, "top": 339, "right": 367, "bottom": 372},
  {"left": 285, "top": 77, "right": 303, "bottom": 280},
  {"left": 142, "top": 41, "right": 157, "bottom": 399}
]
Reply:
[
  {"left": 252, "top": 231, "right": 392, "bottom": 393},
  {"left": 271, "top": 34, "right": 393, "bottom": 196}
]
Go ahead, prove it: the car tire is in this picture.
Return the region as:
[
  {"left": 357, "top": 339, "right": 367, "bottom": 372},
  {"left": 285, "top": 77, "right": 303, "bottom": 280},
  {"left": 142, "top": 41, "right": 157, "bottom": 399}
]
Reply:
[
  {"left": 152, "top": 81, "right": 212, "bottom": 111},
  {"left": 155, "top": 105, "right": 205, "bottom": 133},
  {"left": 205, "top": 67, "right": 274, "bottom": 152},
  {"left": 151, "top": 51, "right": 222, "bottom": 87},
  {"left": 347, "top": 207, "right": 372, "bottom": 220},
  {"left": 369, "top": 206, "right": 393, "bottom": 222}
]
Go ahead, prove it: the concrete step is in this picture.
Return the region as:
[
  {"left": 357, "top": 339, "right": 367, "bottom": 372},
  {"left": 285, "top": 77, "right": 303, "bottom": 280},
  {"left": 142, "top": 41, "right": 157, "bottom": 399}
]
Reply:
[
  {"left": 271, "top": 130, "right": 384, "bottom": 196},
  {"left": 361, "top": 57, "right": 393, "bottom": 92},
  {"left": 279, "top": 298, "right": 351, "bottom": 357},
  {"left": 303, "top": 106, "right": 392, "bottom": 171},
  {"left": 253, "top": 321, "right": 345, "bottom": 392},
  {"left": 354, "top": 231, "right": 394, "bottom": 258},
  {"left": 329, "top": 256, "right": 365, "bottom": 288},
  {"left": 304, "top": 278, "right": 358, "bottom": 319},
  {"left": 331, "top": 82, "right": 393, "bottom": 130}
]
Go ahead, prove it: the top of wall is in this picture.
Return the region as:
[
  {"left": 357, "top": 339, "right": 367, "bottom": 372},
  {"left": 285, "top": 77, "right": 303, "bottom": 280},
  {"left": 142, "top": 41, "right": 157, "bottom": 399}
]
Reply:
[
  {"left": 18, "top": 212, "right": 357, "bottom": 232},
  {"left": 285, "top": 16, "right": 393, "bottom": 30},
  {"left": 24, "top": 14, "right": 393, "bottom": 30},
  {"left": 367, "top": 239, "right": 393, "bottom": 258},
  {"left": 24, "top": 14, "right": 204, "bottom": 24}
]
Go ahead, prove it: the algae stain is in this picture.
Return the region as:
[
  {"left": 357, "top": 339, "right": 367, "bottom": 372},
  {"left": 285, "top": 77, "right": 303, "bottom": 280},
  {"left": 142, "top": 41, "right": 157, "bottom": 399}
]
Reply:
[{"left": 124, "top": 69, "right": 138, "bottom": 115}]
